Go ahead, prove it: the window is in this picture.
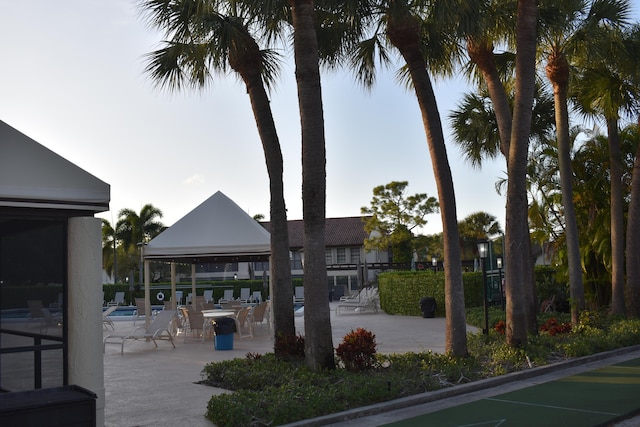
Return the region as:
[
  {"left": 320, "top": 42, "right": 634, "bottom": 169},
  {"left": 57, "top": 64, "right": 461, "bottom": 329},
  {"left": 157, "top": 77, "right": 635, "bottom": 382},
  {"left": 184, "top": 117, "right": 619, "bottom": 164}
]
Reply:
[
  {"left": 0, "top": 216, "right": 67, "bottom": 392},
  {"left": 336, "top": 248, "right": 346, "bottom": 264},
  {"left": 325, "top": 249, "right": 333, "bottom": 265},
  {"left": 350, "top": 247, "right": 361, "bottom": 263}
]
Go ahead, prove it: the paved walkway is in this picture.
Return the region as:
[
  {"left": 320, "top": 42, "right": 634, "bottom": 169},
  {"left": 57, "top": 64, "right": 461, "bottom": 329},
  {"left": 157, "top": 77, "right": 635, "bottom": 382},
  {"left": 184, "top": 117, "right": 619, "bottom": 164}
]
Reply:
[{"left": 103, "top": 303, "right": 639, "bottom": 426}]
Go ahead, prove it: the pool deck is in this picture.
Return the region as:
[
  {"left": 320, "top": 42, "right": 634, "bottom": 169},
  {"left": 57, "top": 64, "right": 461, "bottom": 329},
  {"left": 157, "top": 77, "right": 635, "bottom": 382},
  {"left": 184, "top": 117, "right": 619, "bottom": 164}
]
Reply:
[{"left": 103, "top": 303, "right": 640, "bottom": 427}]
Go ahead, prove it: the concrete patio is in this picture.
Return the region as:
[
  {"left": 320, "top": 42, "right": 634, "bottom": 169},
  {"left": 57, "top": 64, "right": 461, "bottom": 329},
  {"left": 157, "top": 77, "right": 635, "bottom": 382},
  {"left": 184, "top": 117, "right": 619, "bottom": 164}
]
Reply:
[{"left": 103, "top": 302, "right": 468, "bottom": 426}]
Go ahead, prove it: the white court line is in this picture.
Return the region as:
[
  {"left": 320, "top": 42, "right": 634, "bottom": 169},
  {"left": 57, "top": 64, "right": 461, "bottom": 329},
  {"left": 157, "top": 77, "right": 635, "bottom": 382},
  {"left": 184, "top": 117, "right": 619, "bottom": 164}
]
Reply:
[{"left": 486, "top": 397, "right": 620, "bottom": 416}]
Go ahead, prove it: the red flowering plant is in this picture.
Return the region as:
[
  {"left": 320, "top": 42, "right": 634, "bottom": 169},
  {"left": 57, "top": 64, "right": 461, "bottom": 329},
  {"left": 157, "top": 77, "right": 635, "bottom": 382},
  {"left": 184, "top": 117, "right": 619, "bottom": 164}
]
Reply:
[
  {"left": 539, "top": 318, "right": 572, "bottom": 336},
  {"left": 494, "top": 320, "right": 506, "bottom": 335},
  {"left": 335, "top": 328, "right": 377, "bottom": 372}
]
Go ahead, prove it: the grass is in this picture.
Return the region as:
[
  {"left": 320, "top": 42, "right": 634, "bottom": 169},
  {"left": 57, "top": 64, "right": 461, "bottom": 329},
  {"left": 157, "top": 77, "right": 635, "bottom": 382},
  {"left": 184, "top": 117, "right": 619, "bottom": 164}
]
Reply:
[{"left": 200, "top": 309, "right": 640, "bottom": 427}]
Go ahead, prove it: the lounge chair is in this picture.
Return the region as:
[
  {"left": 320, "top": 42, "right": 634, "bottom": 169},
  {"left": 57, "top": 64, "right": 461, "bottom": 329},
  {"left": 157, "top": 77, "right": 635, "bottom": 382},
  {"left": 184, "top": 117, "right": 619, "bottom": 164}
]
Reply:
[
  {"left": 239, "top": 288, "right": 251, "bottom": 303},
  {"left": 218, "top": 289, "right": 234, "bottom": 303},
  {"left": 103, "top": 310, "right": 177, "bottom": 355},
  {"left": 103, "top": 305, "right": 118, "bottom": 330},
  {"left": 175, "top": 291, "right": 183, "bottom": 305},
  {"left": 109, "top": 291, "right": 125, "bottom": 306},
  {"left": 251, "top": 291, "right": 262, "bottom": 303},
  {"left": 336, "top": 287, "right": 379, "bottom": 315},
  {"left": 203, "top": 289, "right": 214, "bottom": 303},
  {"left": 293, "top": 286, "right": 304, "bottom": 303}
]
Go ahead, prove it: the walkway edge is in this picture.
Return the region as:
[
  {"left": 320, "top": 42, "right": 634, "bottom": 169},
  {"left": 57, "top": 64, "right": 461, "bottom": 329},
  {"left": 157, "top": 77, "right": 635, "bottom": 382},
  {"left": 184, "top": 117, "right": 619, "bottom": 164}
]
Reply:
[{"left": 282, "top": 344, "right": 640, "bottom": 427}]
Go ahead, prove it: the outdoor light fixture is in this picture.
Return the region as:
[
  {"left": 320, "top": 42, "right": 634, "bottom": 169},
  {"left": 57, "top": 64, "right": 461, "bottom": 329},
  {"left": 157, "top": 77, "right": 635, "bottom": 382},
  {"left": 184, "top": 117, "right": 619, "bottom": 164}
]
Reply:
[
  {"left": 432, "top": 257, "right": 437, "bottom": 273},
  {"left": 477, "top": 241, "right": 489, "bottom": 335},
  {"left": 496, "top": 256, "right": 505, "bottom": 311}
]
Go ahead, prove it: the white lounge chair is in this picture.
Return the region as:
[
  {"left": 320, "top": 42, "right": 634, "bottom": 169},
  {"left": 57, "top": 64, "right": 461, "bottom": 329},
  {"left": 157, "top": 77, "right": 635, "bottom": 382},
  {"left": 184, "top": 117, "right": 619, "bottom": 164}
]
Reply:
[
  {"left": 103, "top": 305, "right": 118, "bottom": 330},
  {"left": 336, "top": 287, "right": 379, "bottom": 315},
  {"left": 239, "top": 288, "right": 251, "bottom": 303},
  {"left": 109, "top": 291, "right": 125, "bottom": 306},
  {"left": 251, "top": 291, "right": 262, "bottom": 303},
  {"left": 293, "top": 286, "right": 304, "bottom": 303},
  {"left": 103, "top": 310, "right": 177, "bottom": 355},
  {"left": 219, "top": 289, "right": 234, "bottom": 303},
  {"left": 203, "top": 289, "right": 214, "bottom": 303}
]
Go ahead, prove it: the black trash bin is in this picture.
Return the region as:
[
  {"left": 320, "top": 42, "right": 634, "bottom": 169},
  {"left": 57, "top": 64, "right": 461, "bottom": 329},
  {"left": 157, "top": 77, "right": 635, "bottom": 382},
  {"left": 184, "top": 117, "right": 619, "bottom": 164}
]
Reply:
[{"left": 419, "top": 297, "right": 436, "bottom": 318}]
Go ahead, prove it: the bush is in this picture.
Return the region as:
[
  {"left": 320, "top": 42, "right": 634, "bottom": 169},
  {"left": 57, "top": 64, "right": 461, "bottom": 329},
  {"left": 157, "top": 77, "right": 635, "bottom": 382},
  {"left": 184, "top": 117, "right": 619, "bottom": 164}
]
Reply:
[
  {"left": 274, "top": 333, "right": 305, "bottom": 361},
  {"left": 336, "top": 328, "right": 377, "bottom": 372}
]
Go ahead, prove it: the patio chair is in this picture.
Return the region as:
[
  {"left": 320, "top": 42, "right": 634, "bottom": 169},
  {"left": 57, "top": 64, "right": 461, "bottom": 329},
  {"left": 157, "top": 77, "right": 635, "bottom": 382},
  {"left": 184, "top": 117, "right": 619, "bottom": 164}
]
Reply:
[
  {"left": 293, "top": 286, "right": 304, "bottom": 303},
  {"left": 235, "top": 306, "right": 253, "bottom": 339},
  {"left": 175, "top": 291, "right": 183, "bottom": 305},
  {"left": 250, "top": 301, "right": 270, "bottom": 332},
  {"left": 203, "top": 289, "right": 214, "bottom": 303},
  {"left": 109, "top": 291, "right": 125, "bottom": 306},
  {"left": 239, "top": 288, "right": 251, "bottom": 303},
  {"left": 218, "top": 289, "right": 234, "bottom": 303},
  {"left": 180, "top": 308, "right": 213, "bottom": 342},
  {"left": 103, "top": 310, "right": 177, "bottom": 355},
  {"left": 103, "top": 305, "right": 118, "bottom": 330},
  {"left": 193, "top": 295, "right": 205, "bottom": 311}
]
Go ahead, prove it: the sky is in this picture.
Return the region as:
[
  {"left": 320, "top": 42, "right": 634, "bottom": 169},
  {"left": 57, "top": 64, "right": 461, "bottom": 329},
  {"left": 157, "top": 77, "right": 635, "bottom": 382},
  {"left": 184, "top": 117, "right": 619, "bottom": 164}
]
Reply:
[{"left": 1, "top": 1, "right": 639, "bottom": 236}]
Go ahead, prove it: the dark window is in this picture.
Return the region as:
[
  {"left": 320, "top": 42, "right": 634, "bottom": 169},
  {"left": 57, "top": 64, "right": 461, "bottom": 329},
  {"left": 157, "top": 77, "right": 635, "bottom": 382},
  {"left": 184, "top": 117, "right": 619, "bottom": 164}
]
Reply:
[{"left": 0, "top": 216, "right": 67, "bottom": 392}]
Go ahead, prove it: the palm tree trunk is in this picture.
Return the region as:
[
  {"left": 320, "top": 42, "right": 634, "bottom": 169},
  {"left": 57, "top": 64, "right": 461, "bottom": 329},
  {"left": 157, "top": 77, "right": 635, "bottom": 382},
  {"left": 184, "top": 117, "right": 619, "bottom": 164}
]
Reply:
[
  {"left": 626, "top": 127, "right": 640, "bottom": 317},
  {"left": 549, "top": 72, "right": 585, "bottom": 325},
  {"left": 240, "top": 71, "right": 296, "bottom": 340},
  {"left": 467, "top": 41, "right": 512, "bottom": 157},
  {"left": 289, "top": 0, "right": 335, "bottom": 370},
  {"left": 505, "top": 0, "right": 537, "bottom": 347},
  {"left": 607, "top": 119, "right": 625, "bottom": 315},
  {"left": 387, "top": 6, "right": 467, "bottom": 356}
]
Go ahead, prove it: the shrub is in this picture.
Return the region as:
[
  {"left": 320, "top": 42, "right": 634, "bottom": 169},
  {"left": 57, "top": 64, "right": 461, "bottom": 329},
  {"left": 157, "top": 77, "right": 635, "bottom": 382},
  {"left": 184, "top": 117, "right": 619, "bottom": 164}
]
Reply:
[
  {"left": 539, "top": 318, "right": 572, "bottom": 335},
  {"left": 336, "top": 328, "right": 377, "bottom": 372},
  {"left": 274, "top": 333, "right": 305, "bottom": 361}
]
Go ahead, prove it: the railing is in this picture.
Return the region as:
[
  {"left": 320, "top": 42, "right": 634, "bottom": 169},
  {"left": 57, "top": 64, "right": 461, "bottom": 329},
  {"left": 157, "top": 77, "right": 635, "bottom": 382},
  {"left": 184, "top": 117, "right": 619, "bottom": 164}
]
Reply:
[{"left": 0, "top": 328, "right": 65, "bottom": 390}]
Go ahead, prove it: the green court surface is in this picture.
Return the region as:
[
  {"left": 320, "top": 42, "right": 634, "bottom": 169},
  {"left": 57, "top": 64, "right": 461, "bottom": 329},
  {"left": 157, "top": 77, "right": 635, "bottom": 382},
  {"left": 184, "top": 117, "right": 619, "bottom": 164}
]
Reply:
[{"left": 385, "top": 358, "right": 640, "bottom": 427}]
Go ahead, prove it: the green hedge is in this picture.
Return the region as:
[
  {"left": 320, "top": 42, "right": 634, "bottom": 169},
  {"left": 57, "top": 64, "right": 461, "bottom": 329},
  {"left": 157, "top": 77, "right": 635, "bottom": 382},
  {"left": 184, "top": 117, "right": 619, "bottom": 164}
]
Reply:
[{"left": 378, "top": 271, "right": 483, "bottom": 317}]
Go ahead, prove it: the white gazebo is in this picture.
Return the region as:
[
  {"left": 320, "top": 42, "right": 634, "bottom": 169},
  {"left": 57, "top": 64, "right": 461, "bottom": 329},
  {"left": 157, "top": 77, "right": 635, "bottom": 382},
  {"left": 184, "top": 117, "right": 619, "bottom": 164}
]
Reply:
[
  {"left": 142, "top": 191, "right": 271, "bottom": 324},
  {"left": 0, "top": 119, "right": 109, "bottom": 425}
]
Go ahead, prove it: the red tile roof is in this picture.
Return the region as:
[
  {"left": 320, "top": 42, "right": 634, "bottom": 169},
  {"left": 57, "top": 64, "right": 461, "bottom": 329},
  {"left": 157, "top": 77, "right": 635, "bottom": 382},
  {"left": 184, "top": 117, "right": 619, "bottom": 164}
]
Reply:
[{"left": 261, "top": 216, "right": 370, "bottom": 249}]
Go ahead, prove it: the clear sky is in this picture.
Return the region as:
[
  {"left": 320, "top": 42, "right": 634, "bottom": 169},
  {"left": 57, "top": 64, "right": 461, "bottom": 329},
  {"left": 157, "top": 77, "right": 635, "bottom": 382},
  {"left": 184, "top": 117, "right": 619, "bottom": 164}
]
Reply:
[{"left": 1, "top": 1, "right": 638, "bottom": 236}]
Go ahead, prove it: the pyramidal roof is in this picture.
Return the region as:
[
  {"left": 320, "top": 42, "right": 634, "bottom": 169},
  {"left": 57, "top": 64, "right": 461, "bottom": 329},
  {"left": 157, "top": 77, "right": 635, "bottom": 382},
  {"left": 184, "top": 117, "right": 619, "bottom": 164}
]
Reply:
[
  {"left": 145, "top": 191, "right": 271, "bottom": 262},
  {"left": 0, "top": 119, "right": 110, "bottom": 213}
]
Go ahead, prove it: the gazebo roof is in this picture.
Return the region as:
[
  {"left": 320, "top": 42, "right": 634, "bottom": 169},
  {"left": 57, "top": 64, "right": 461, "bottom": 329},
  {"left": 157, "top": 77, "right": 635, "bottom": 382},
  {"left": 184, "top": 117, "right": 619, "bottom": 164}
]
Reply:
[
  {"left": 0, "top": 119, "right": 109, "bottom": 214},
  {"left": 144, "top": 191, "right": 271, "bottom": 263}
]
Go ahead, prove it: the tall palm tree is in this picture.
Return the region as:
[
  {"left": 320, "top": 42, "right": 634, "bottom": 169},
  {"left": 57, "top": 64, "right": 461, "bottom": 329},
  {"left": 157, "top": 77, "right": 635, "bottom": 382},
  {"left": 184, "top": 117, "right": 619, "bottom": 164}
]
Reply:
[
  {"left": 502, "top": 0, "right": 539, "bottom": 347},
  {"left": 115, "top": 204, "right": 165, "bottom": 251},
  {"left": 571, "top": 8, "right": 636, "bottom": 315},
  {"left": 460, "top": 0, "right": 541, "bottom": 336},
  {"left": 541, "top": 0, "right": 631, "bottom": 324},
  {"left": 341, "top": 0, "right": 468, "bottom": 356},
  {"left": 138, "top": 0, "right": 296, "bottom": 340},
  {"left": 237, "top": 0, "right": 337, "bottom": 369}
]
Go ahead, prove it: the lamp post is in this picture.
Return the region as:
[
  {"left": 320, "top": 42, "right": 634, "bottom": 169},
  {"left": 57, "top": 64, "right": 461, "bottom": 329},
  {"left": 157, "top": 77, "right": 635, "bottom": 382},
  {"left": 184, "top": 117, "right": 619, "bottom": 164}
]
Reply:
[
  {"left": 477, "top": 241, "right": 489, "bottom": 334},
  {"left": 496, "top": 256, "right": 504, "bottom": 311},
  {"left": 432, "top": 257, "right": 437, "bottom": 273}
]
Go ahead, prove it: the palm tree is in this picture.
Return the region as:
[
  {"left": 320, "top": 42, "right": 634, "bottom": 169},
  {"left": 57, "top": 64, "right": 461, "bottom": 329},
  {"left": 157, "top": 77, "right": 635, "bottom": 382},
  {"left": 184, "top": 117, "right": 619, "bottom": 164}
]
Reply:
[
  {"left": 340, "top": 0, "right": 468, "bottom": 356},
  {"left": 237, "top": 0, "right": 337, "bottom": 369},
  {"left": 500, "top": 0, "right": 539, "bottom": 347},
  {"left": 541, "top": 0, "right": 633, "bottom": 324},
  {"left": 138, "top": 0, "right": 296, "bottom": 340},
  {"left": 102, "top": 218, "right": 117, "bottom": 282},
  {"left": 116, "top": 204, "right": 165, "bottom": 251},
  {"left": 460, "top": 0, "right": 542, "bottom": 337},
  {"left": 571, "top": 7, "right": 636, "bottom": 315},
  {"left": 458, "top": 212, "right": 503, "bottom": 258}
]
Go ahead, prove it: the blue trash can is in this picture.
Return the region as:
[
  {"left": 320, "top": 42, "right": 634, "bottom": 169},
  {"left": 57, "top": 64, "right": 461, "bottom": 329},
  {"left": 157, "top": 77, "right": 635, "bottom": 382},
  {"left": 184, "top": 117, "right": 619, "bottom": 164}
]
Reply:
[
  {"left": 213, "top": 318, "right": 236, "bottom": 350},
  {"left": 214, "top": 333, "right": 234, "bottom": 350}
]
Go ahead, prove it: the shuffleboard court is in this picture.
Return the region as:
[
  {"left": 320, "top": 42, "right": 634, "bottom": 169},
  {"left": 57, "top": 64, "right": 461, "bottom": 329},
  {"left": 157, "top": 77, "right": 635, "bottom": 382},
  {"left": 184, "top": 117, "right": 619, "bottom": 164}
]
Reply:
[{"left": 384, "top": 358, "right": 640, "bottom": 427}]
